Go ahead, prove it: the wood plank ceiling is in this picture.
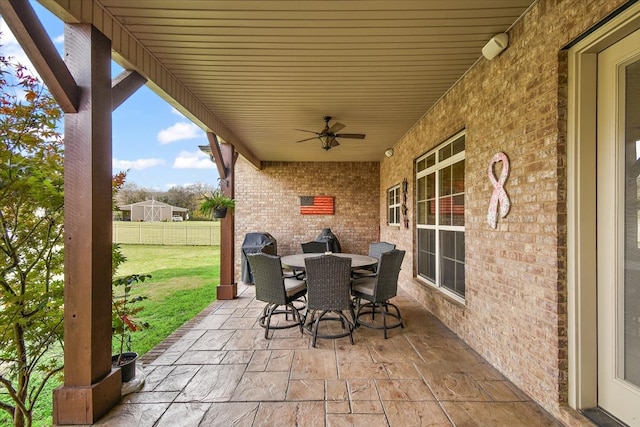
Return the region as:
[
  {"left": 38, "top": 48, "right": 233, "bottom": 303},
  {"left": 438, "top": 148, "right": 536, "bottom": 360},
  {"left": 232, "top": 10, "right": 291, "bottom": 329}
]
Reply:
[{"left": 85, "top": 1, "right": 535, "bottom": 162}]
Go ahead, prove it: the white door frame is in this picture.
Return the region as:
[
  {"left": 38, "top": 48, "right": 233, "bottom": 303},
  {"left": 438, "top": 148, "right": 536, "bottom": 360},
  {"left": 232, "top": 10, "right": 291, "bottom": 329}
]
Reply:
[{"left": 567, "top": 2, "right": 640, "bottom": 412}]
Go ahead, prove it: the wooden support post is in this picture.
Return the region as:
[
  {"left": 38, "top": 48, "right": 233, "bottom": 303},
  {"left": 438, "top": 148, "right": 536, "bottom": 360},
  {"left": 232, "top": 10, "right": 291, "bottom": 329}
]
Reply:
[
  {"left": 217, "top": 142, "right": 237, "bottom": 299},
  {"left": 53, "top": 24, "right": 121, "bottom": 425}
]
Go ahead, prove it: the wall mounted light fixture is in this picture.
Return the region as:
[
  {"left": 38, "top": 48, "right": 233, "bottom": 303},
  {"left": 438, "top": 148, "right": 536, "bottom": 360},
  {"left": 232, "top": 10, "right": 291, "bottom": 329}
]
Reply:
[
  {"left": 384, "top": 148, "right": 394, "bottom": 157},
  {"left": 482, "top": 33, "right": 509, "bottom": 60}
]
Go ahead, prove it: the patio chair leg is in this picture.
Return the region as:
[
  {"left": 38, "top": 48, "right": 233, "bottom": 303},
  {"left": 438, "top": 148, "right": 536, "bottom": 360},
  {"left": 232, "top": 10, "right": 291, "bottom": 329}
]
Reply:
[
  {"left": 386, "top": 302, "right": 404, "bottom": 329},
  {"left": 288, "top": 303, "right": 304, "bottom": 335},
  {"left": 339, "top": 312, "right": 348, "bottom": 330},
  {"left": 265, "top": 304, "right": 275, "bottom": 339},
  {"left": 312, "top": 310, "right": 327, "bottom": 348},
  {"left": 341, "top": 311, "right": 354, "bottom": 345},
  {"left": 349, "top": 305, "right": 356, "bottom": 327},
  {"left": 382, "top": 303, "right": 388, "bottom": 339},
  {"left": 353, "top": 298, "right": 361, "bottom": 327}
]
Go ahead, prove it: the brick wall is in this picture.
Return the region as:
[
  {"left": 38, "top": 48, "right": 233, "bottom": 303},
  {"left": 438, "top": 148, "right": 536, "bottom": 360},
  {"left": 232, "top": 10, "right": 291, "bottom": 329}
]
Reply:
[
  {"left": 234, "top": 160, "right": 380, "bottom": 276},
  {"left": 377, "top": 0, "right": 627, "bottom": 423}
]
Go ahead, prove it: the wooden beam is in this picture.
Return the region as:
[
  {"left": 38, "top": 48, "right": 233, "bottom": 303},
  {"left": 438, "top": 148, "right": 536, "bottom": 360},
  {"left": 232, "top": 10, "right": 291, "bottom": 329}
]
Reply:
[
  {"left": 217, "top": 143, "right": 237, "bottom": 300},
  {"left": 111, "top": 70, "right": 147, "bottom": 111},
  {"left": 0, "top": 0, "right": 79, "bottom": 113},
  {"left": 207, "top": 132, "right": 227, "bottom": 180},
  {"left": 52, "top": 23, "right": 120, "bottom": 425}
]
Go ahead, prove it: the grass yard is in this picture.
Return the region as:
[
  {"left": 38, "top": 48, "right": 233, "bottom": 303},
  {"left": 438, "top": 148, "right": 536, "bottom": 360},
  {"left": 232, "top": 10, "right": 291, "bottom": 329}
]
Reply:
[
  {"left": 0, "top": 245, "right": 219, "bottom": 427},
  {"left": 115, "top": 244, "right": 220, "bottom": 355}
]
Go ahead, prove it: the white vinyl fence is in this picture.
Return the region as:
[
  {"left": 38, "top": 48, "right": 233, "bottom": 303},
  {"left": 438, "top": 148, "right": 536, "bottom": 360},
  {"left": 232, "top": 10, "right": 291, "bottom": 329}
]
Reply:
[{"left": 113, "top": 221, "right": 220, "bottom": 246}]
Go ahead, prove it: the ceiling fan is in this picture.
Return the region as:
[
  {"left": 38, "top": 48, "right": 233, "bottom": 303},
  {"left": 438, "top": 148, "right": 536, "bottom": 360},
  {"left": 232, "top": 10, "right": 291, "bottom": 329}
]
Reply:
[{"left": 295, "top": 116, "right": 366, "bottom": 151}]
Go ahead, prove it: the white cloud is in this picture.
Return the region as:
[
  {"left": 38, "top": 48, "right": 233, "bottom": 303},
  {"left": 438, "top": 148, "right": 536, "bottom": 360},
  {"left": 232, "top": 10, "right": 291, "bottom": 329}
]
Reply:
[
  {"left": 165, "top": 183, "right": 177, "bottom": 189},
  {"left": 113, "top": 158, "right": 165, "bottom": 170},
  {"left": 157, "top": 122, "right": 202, "bottom": 144},
  {"left": 0, "top": 18, "right": 38, "bottom": 77},
  {"left": 53, "top": 34, "right": 64, "bottom": 44},
  {"left": 173, "top": 150, "right": 215, "bottom": 169}
]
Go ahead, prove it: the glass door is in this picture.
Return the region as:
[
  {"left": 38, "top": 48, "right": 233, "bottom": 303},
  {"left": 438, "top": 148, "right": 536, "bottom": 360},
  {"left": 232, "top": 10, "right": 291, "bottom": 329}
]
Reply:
[{"left": 597, "top": 28, "right": 640, "bottom": 426}]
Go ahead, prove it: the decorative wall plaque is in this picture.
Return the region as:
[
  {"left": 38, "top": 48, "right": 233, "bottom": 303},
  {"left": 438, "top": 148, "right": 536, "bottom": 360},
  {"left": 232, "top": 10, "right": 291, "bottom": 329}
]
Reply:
[
  {"left": 487, "top": 152, "right": 511, "bottom": 229},
  {"left": 299, "top": 196, "right": 334, "bottom": 215}
]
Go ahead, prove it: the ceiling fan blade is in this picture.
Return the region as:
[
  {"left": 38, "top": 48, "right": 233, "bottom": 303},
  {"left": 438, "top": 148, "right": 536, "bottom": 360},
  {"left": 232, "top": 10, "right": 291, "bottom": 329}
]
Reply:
[
  {"left": 296, "top": 136, "right": 319, "bottom": 143},
  {"left": 329, "top": 138, "right": 340, "bottom": 147},
  {"left": 294, "top": 128, "right": 320, "bottom": 135},
  {"left": 335, "top": 133, "right": 366, "bottom": 139},
  {"left": 328, "top": 122, "right": 345, "bottom": 134}
]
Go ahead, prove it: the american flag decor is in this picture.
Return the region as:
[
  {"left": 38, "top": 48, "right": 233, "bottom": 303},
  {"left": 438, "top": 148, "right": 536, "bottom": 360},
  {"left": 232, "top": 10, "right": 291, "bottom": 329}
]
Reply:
[{"left": 300, "top": 196, "right": 334, "bottom": 215}]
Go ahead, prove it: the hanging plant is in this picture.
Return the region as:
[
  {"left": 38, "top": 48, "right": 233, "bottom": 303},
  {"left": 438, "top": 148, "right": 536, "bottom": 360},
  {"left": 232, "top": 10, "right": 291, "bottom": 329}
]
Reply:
[{"left": 199, "top": 189, "right": 235, "bottom": 219}]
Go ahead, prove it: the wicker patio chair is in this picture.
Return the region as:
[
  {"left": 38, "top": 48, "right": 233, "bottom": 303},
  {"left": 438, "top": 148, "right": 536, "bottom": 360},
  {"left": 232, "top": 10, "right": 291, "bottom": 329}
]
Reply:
[
  {"left": 301, "top": 240, "right": 330, "bottom": 253},
  {"left": 303, "top": 254, "right": 355, "bottom": 347},
  {"left": 247, "top": 253, "right": 307, "bottom": 339},
  {"left": 351, "top": 249, "right": 406, "bottom": 339},
  {"left": 352, "top": 241, "right": 396, "bottom": 278}
]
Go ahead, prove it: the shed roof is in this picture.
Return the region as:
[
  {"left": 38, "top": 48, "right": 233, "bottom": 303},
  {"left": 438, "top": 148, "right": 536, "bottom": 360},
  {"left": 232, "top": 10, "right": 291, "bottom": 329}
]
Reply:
[{"left": 118, "top": 199, "right": 188, "bottom": 212}]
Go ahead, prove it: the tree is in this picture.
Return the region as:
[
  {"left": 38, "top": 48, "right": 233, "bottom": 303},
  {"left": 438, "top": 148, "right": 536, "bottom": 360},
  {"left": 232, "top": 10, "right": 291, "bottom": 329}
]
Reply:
[
  {"left": 113, "top": 181, "right": 151, "bottom": 206},
  {"left": 0, "top": 55, "right": 65, "bottom": 427},
  {"left": 113, "top": 181, "right": 216, "bottom": 218},
  {"left": 165, "top": 186, "right": 195, "bottom": 211}
]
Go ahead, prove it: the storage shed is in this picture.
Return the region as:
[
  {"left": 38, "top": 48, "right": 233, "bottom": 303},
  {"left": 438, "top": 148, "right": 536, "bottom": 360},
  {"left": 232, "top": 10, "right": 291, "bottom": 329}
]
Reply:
[{"left": 117, "top": 199, "right": 187, "bottom": 222}]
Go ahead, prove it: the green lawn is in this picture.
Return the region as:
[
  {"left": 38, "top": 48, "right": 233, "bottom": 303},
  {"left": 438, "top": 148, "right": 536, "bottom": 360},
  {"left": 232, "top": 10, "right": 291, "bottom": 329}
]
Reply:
[
  {"left": 0, "top": 245, "right": 219, "bottom": 427},
  {"left": 115, "top": 244, "right": 220, "bottom": 355}
]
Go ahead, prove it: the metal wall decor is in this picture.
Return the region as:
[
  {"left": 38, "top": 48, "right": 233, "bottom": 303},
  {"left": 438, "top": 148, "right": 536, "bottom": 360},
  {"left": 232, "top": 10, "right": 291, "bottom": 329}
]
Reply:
[
  {"left": 402, "top": 178, "right": 409, "bottom": 228},
  {"left": 300, "top": 196, "right": 334, "bottom": 215},
  {"left": 487, "top": 152, "right": 511, "bottom": 229}
]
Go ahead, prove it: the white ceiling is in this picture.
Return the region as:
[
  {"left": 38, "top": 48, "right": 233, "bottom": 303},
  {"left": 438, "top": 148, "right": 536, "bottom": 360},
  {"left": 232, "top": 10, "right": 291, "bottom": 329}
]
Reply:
[{"left": 78, "top": 1, "right": 536, "bottom": 162}]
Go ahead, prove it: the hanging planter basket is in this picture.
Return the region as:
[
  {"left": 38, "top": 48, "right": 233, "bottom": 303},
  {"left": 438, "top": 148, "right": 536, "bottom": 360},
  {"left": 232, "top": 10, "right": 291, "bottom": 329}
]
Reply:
[
  {"left": 213, "top": 207, "right": 228, "bottom": 218},
  {"left": 200, "top": 189, "right": 235, "bottom": 220}
]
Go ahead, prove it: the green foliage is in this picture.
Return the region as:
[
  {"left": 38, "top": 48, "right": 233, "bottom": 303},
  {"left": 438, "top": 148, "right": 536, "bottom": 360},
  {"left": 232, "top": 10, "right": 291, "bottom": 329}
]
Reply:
[
  {"left": 199, "top": 188, "right": 235, "bottom": 218},
  {"left": 111, "top": 273, "right": 151, "bottom": 362},
  {"left": 0, "top": 56, "right": 65, "bottom": 426},
  {"left": 111, "top": 181, "right": 152, "bottom": 362},
  {"left": 113, "top": 181, "right": 216, "bottom": 217}
]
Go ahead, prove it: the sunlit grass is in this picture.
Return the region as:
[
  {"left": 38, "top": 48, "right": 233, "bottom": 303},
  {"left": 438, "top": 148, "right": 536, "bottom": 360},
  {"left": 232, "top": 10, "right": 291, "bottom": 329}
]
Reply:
[
  {"left": 0, "top": 245, "right": 219, "bottom": 426},
  {"left": 114, "top": 244, "right": 220, "bottom": 355}
]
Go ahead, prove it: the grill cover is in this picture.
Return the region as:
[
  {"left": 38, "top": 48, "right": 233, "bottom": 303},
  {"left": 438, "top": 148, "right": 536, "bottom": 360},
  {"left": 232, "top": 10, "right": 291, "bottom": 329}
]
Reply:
[
  {"left": 241, "top": 232, "right": 277, "bottom": 283},
  {"left": 315, "top": 228, "right": 341, "bottom": 253}
]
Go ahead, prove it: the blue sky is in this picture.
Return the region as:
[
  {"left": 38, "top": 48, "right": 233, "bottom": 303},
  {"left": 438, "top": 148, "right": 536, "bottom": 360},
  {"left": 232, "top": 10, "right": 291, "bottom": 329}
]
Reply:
[{"left": 0, "top": 1, "right": 219, "bottom": 190}]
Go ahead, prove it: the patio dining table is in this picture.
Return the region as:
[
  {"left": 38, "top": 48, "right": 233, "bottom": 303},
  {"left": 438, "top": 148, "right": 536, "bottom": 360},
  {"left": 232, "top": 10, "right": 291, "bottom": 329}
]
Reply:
[{"left": 281, "top": 253, "right": 377, "bottom": 270}]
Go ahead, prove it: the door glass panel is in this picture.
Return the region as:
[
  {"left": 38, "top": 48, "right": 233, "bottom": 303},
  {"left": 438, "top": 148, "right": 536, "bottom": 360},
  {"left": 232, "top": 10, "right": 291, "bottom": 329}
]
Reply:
[{"left": 624, "top": 59, "right": 640, "bottom": 386}]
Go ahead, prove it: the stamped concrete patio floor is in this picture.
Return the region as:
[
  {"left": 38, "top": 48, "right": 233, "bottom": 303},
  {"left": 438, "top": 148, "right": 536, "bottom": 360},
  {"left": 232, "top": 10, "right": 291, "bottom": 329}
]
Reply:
[{"left": 95, "top": 283, "right": 561, "bottom": 426}]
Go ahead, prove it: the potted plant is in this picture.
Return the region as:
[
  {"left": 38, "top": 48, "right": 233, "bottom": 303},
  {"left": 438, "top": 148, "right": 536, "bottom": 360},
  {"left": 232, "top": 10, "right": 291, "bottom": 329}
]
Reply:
[
  {"left": 199, "top": 188, "right": 235, "bottom": 219},
  {"left": 112, "top": 272, "right": 151, "bottom": 382},
  {"left": 111, "top": 175, "right": 151, "bottom": 382}
]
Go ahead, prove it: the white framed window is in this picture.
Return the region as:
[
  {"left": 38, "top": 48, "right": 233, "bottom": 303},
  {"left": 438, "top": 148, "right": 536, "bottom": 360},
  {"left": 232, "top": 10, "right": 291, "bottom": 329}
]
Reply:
[
  {"left": 415, "top": 130, "right": 465, "bottom": 299},
  {"left": 388, "top": 184, "right": 401, "bottom": 226}
]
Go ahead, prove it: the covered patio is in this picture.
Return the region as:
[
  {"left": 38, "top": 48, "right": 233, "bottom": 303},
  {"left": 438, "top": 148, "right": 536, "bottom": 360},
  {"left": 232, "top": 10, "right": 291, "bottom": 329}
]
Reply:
[
  {"left": 4, "top": 0, "right": 640, "bottom": 425},
  {"left": 97, "top": 283, "right": 560, "bottom": 426}
]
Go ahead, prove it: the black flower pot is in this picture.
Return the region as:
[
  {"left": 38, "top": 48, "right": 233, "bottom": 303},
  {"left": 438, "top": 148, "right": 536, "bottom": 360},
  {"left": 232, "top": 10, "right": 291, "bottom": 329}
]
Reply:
[
  {"left": 213, "top": 207, "right": 228, "bottom": 218},
  {"left": 112, "top": 351, "right": 138, "bottom": 382}
]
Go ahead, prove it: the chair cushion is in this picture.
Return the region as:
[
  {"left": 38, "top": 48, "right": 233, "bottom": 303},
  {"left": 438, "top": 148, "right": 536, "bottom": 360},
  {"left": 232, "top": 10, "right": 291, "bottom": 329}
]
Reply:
[
  {"left": 351, "top": 268, "right": 376, "bottom": 279},
  {"left": 352, "top": 277, "right": 375, "bottom": 296},
  {"left": 284, "top": 277, "right": 306, "bottom": 297}
]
